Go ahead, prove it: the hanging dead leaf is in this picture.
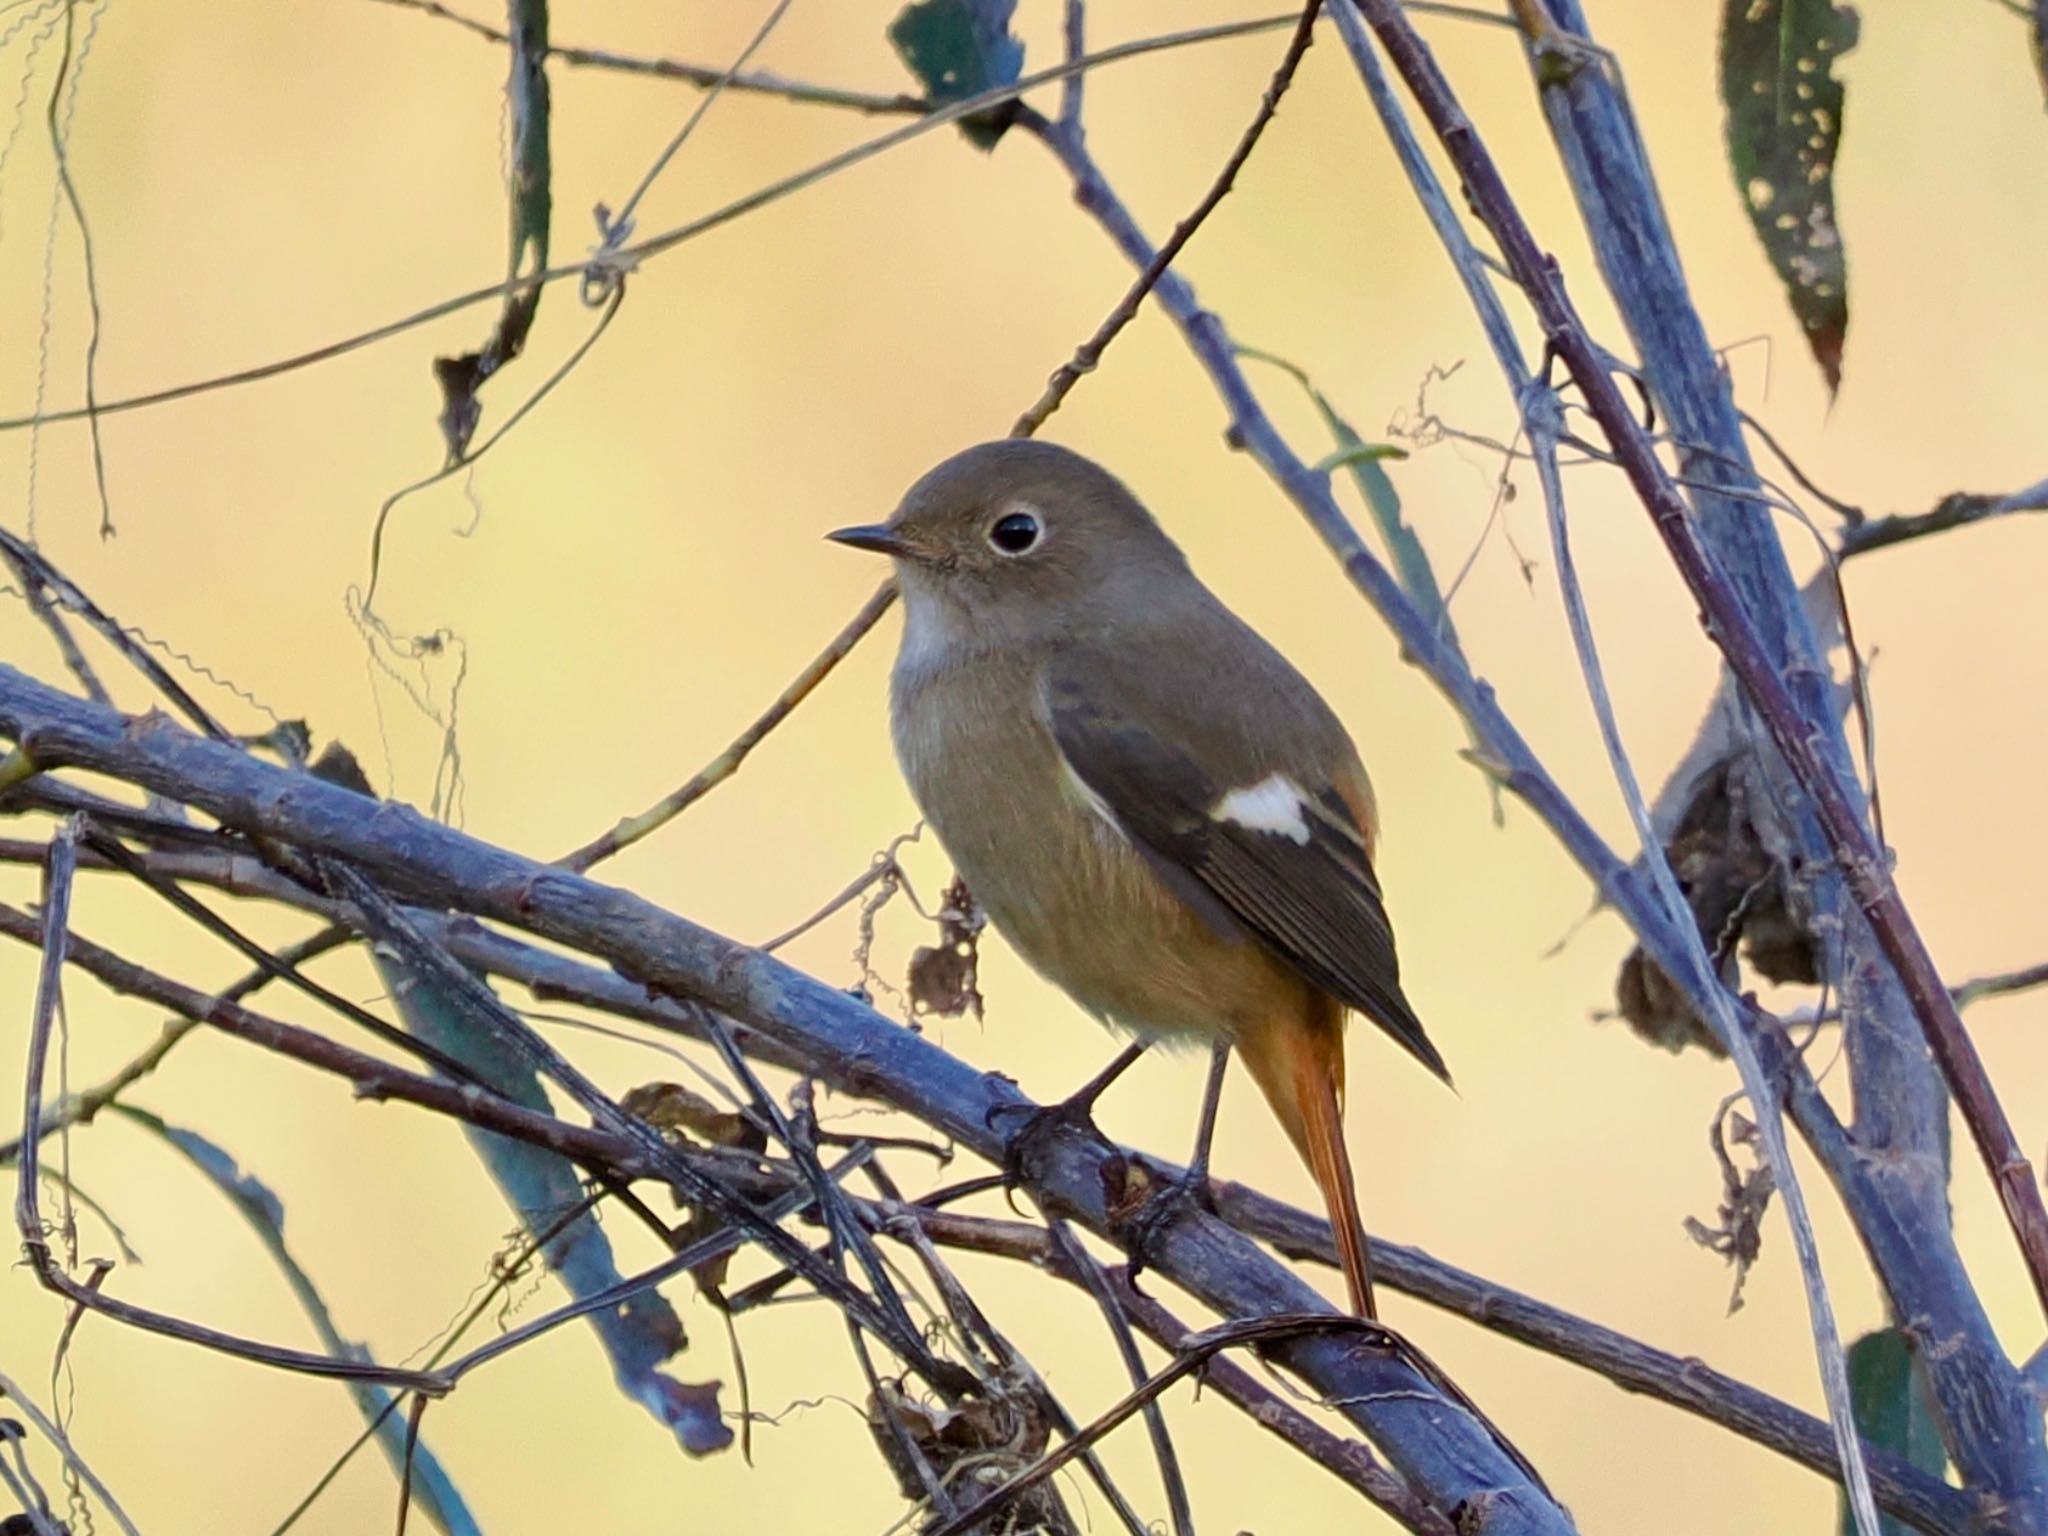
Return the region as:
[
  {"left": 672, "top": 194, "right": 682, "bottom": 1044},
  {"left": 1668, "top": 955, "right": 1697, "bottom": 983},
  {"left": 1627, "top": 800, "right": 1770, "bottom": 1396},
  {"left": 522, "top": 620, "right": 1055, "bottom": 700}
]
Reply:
[
  {"left": 908, "top": 876, "right": 986, "bottom": 1019},
  {"left": 867, "top": 1377, "right": 1054, "bottom": 1527},
  {"left": 1684, "top": 1100, "right": 1778, "bottom": 1313},
  {"left": 1615, "top": 753, "right": 1820, "bottom": 1056},
  {"left": 622, "top": 1081, "right": 759, "bottom": 1152},
  {"left": 622, "top": 1081, "right": 765, "bottom": 1292}
]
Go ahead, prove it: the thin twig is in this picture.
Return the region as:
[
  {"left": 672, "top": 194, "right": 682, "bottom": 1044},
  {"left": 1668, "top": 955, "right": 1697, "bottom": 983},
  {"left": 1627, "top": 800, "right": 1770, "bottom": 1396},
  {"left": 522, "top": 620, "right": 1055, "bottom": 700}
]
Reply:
[
  {"left": 0, "top": 920, "right": 353, "bottom": 1164},
  {"left": 0, "top": 14, "right": 1299, "bottom": 435},
  {"left": 559, "top": 578, "right": 897, "bottom": 871},
  {"left": 601, "top": 0, "right": 795, "bottom": 244},
  {"left": 1011, "top": 0, "right": 1325, "bottom": 438},
  {"left": 0, "top": 1366, "right": 140, "bottom": 1536},
  {"left": 1838, "top": 478, "right": 2048, "bottom": 560},
  {"left": 325, "top": 861, "right": 971, "bottom": 1391},
  {"left": 1058, "top": 0, "right": 1086, "bottom": 130},
  {"left": 1524, "top": 389, "right": 1879, "bottom": 1536},
  {"left": 920, "top": 1314, "right": 1396, "bottom": 1536},
  {"left": 43, "top": 0, "right": 113, "bottom": 537},
  {"left": 369, "top": 0, "right": 932, "bottom": 115},
  {"left": 1101, "top": 1272, "right": 1455, "bottom": 1535},
  {"left": 1046, "top": 1222, "right": 1195, "bottom": 1536},
  {"left": 1777, "top": 959, "right": 2048, "bottom": 1029},
  {"left": 1349, "top": 0, "right": 2048, "bottom": 1323},
  {"left": 868, "top": 1192, "right": 1153, "bottom": 1536}
]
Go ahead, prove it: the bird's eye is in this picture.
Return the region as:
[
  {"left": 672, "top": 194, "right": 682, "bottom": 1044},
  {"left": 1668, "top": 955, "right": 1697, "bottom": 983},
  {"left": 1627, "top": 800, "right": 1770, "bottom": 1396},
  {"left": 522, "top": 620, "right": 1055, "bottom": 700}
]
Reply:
[{"left": 988, "top": 509, "right": 1041, "bottom": 555}]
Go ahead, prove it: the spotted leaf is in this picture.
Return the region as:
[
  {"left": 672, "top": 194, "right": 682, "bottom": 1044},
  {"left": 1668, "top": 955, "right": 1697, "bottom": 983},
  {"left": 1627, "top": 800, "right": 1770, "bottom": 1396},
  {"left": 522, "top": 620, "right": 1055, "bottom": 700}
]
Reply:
[{"left": 1719, "top": 0, "right": 1859, "bottom": 393}]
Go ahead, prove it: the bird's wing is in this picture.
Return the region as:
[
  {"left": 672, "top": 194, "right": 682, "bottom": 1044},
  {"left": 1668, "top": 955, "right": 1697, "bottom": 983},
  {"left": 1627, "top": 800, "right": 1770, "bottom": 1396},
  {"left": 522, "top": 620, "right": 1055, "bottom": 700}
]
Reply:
[{"left": 1043, "top": 664, "right": 1448, "bottom": 1082}]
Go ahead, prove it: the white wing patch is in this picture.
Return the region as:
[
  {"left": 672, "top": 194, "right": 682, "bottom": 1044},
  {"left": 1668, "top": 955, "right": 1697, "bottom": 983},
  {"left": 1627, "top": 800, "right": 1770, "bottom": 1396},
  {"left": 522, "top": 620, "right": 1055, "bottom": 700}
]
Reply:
[{"left": 1213, "top": 773, "right": 1312, "bottom": 845}]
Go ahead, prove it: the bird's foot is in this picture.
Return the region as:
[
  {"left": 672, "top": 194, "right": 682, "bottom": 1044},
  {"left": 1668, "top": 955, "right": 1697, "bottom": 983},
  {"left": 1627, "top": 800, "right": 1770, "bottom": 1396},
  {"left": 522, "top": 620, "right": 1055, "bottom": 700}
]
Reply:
[
  {"left": 1112, "top": 1157, "right": 1215, "bottom": 1290},
  {"left": 984, "top": 1043, "right": 1148, "bottom": 1204},
  {"left": 985, "top": 1088, "right": 1115, "bottom": 1204}
]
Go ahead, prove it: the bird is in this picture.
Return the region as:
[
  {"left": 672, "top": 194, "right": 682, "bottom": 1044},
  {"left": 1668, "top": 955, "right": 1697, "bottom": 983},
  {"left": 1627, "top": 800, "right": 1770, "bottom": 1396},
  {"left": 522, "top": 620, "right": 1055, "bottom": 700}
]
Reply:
[{"left": 828, "top": 438, "right": 1448, "bottom": 1317}]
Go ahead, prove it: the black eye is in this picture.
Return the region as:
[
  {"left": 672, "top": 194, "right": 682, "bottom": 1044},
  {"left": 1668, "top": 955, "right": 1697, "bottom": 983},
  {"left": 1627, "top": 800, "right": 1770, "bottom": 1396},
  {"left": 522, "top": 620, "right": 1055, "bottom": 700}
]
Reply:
[{"left": 989, "top": 510, "right": 1041, "bottom": 555}]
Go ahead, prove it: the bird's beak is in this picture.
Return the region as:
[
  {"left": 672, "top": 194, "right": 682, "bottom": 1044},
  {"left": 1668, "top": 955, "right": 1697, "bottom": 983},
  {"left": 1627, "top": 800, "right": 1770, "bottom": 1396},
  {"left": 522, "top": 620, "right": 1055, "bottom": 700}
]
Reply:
[{"left": 825, "top": 523, "right": 912, "bottom": 558}]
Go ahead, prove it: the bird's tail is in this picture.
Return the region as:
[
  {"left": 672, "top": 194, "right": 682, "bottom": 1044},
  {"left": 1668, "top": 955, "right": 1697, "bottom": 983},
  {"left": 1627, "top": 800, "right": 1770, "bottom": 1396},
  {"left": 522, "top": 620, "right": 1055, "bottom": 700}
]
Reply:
[{"left": 1236, "top": 995, "right": 1376, "bottom": 1319}]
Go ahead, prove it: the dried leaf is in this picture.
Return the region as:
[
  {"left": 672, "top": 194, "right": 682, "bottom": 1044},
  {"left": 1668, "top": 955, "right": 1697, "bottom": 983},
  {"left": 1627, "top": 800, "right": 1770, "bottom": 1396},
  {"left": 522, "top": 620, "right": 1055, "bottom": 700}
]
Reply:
[
  {"left": 1720, "top": 0, "right": 1859, "bottom": 393},
  {"left": 1684, "top": 1102, "right": 1777, "bottom": 1313},
  {"left": 623, "top": 1080, "right": 765, "bottom": 1294},
  {"left": 308, "top": 739, "right": 376, "bottom": 797},
  {"left": 1614, "top": 753, "right": 1819, "bottom": 1057},
  {"left": 622, "top": 1081, "right": 759, "bottom": 1151},
  {"left": 867, "top": 1379, "right": 1053, "bottom": 1524},
  {"left": 435, "top": 0, "right": 552, "bottom": 460},
  {"left": 887, "top": 0, "right": 1024, "bottom": 150},
  {"left": 908, "top": 876, "right": 985, "bottom": 1019}
]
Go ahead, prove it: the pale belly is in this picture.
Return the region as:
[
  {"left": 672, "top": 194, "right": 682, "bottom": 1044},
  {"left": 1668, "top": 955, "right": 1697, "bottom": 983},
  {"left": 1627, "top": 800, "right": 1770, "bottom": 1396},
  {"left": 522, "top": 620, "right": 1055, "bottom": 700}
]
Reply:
[{"left": 891, "top": 653, "right": 1306, "bottom": 1044}]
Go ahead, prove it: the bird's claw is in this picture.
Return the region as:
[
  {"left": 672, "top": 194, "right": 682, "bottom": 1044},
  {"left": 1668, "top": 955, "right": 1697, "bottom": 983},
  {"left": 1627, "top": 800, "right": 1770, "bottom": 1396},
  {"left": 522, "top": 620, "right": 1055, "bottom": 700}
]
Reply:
[
  {"left": 986, "top": 1092, "right": 1113, "bottom": 1210},
  {"left": 1113, "top": 1158, "right": 1216, "bottom": 1291}
]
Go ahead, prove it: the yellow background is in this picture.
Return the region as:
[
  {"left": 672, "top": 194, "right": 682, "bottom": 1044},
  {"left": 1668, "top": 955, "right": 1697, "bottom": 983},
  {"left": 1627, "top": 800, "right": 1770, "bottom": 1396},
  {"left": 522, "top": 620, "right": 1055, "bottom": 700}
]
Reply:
[{"left": 1, "top": 1, "right": 2044, "bottom": 1531}]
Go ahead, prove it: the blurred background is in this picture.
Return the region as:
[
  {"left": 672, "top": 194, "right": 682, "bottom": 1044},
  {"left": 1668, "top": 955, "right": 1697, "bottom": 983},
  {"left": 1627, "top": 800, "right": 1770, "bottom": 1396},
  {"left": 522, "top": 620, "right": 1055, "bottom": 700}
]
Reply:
[{"left": 0, "top": 0, "right": 2044, "bottom": 1530}]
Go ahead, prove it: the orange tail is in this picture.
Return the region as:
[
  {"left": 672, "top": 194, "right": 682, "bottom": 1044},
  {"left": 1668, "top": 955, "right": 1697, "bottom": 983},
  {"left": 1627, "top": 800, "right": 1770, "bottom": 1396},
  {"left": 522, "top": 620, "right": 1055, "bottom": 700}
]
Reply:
[{"left": 1236, "top": 995, "right": 1376, "bottom": 1318}]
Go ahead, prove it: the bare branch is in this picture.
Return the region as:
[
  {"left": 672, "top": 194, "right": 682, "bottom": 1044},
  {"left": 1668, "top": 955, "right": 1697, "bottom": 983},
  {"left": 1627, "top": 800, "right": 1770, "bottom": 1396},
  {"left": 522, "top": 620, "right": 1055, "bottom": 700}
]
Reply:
[
  {"left": 0, "top": 847, "right": 1974, "bottom": 1534},
  {"left": 368, "top": 0, "right": 932, "bottom": 115},
  {"left": 0, "top": 14, "right": 1298, "bottom": 435},
  {"left": 1011, "top": 0, "right": 1325, "bottom": 438},
  {"left": 0, "top": 669, "right": 1577, "bottom": 1530},
  {"left": 560, "top": 579, "right": 897, "bottom": 872},
  {"left": 1359, "top": 0, "right": 2048, "bottom": 1317},
  {"left": 1838, "top": 479, "right": 2048, "bottom": 560}
]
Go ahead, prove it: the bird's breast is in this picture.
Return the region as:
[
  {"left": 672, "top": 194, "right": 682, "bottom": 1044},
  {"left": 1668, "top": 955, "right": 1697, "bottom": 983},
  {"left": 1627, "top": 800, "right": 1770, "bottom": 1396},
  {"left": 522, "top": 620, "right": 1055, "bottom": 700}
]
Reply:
[{"left": 888, "top": 642, "right": 1300, "bottom": 1043}]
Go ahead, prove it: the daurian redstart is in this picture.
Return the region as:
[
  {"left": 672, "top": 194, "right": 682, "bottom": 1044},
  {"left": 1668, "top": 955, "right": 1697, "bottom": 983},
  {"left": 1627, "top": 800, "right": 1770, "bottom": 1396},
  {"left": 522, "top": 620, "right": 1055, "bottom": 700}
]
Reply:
[{"left": 831, "top": 440, "right": 1447, "bottom": 1317}]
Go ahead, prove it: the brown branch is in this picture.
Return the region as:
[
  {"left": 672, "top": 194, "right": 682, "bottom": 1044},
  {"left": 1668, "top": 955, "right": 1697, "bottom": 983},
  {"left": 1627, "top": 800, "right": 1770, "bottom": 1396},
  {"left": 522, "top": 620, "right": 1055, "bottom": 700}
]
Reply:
[
  {"left": 11, "top": 836, "right": 453, "bottom": 1396},
  {"left": 1348, "top": 0, "right": 2048, "bottom": 1321},
  {"left": 0, "top": 901, "right": 651, "bottom": 1178},
  {"left": 899, "top": 1205, "right": 1454, "bottom": 1533},
  {"left": 1011, "top": 0, "right": 1325, "bottom": 438},
  {"left": 557, "top": 578, "right": 897, "bottom": 872},
  {"left": 921, "top": 1313, "right": 1395, "bottom": 1536},
  {"left": 0, "top": 831, "right": 1980, "bottom": 1534},
  {"left": 368, "top": 0, "right": 932, "bottom": 116},
  {"left": 1837, "top": 479, "right": 2048, "bottom": 561},
  {"left": 1209, "top": 1179, "right": 1976, "bottom": 1536},
  {"left": 1102, "top": 1272, "right": 1456, "bottom": 1536}
]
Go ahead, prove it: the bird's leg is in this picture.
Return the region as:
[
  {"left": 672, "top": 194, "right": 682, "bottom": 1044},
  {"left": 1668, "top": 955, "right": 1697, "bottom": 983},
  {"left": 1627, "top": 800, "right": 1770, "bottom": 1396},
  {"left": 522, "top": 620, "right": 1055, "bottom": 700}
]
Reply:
[
  {"left": 989, "top": 1041, "right": 1149, "bottom": 1194},
  {"left": 1121, "top": 1040, "right": 1231, "bottom": 1282}
]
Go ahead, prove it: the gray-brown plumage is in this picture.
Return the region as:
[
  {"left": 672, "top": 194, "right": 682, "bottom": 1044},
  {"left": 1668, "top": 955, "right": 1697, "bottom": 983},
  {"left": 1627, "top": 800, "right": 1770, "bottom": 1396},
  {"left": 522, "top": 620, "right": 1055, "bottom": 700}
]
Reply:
[{"left": 830, "top": 439, "right": 1446, "bottom": 1317}]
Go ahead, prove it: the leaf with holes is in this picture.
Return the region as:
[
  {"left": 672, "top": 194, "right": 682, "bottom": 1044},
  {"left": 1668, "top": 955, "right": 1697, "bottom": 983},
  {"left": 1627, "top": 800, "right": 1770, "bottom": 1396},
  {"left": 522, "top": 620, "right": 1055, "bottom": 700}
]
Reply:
[
  {"left": 1840, "top": 1328, "right": 1946, "bottom": 1536},
  {"left": 888, "top": 0, "right": 1024, "bottom": 149},
  {"left": 1719, "top": 0, "right": 1858, "bottom": 393}
]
